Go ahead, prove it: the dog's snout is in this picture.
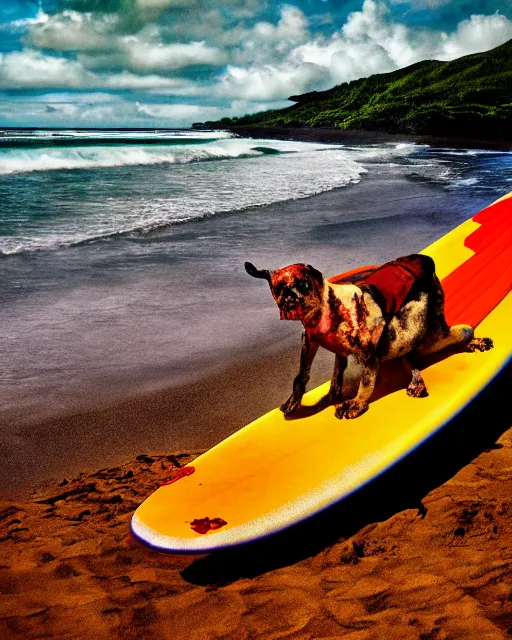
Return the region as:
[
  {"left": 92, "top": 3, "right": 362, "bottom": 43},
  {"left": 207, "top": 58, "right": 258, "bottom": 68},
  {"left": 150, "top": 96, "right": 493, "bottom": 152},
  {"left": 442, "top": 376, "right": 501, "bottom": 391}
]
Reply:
[{"left": 281, "top": 288, "right": 298, "bottom": 306}]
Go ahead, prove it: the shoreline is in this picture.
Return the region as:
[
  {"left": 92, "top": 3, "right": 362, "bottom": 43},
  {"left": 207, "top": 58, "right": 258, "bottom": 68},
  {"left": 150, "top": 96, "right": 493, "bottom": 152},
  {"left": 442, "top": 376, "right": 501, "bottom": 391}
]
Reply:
[
  {"left": 1, "top": 342, "right": 329, "bottom": 500},
  {"left": 221, "top": 125, "right": 512, "bottom": 151}
]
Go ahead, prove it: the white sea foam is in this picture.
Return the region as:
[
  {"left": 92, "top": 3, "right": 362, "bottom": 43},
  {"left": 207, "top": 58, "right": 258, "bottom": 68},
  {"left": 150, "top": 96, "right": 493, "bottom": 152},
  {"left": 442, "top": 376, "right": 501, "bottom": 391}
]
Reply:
[
  {"left": 435, "top": 149, "right": 512, "bottom": 157},
  {"left": 0, "top": 137, "right": 263, "bottom": 174},
  {"left": 0, "top": 138, "right": 367, "bottom": 255},
  {"left": 394, "top": 142, "right": 429, "bottom": 151},
  {"left": 348, "top": 143, "right": 430, "bottom": 163},
  {"left": 2, "top": 135, "right": 506, "bottom": 257},
  {"left": 445, "top": 177, "right": 481, "bottom": 188}
]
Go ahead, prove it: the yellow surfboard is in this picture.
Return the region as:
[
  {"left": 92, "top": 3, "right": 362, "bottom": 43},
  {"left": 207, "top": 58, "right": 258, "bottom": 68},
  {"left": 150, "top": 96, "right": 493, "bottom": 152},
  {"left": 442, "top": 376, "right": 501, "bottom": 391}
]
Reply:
[{"left": 131, "top": 193, "right": 512, "bottom": 553}]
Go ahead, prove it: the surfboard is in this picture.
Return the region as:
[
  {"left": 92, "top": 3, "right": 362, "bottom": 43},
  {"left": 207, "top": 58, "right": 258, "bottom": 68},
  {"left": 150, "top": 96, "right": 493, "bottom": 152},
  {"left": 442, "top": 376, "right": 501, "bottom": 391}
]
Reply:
[{"left": 131, "top": 193, "right": 512, "bottom": 553}]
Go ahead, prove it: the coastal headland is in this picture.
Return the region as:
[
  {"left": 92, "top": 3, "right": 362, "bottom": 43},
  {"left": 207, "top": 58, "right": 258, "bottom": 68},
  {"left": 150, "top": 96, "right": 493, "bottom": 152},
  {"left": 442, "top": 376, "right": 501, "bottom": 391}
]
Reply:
[{"left": 197, "top": 40, "right": 512, "bottom": 152}]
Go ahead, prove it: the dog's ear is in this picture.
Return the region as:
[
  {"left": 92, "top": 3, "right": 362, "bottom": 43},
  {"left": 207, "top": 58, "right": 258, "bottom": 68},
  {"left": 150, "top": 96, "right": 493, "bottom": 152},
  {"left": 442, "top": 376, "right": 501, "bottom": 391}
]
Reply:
[
  {"left": 303, "top": 264, "right": 324, "bottom": 289},
  {"left": 245, "top": 262, "right": 271, "bottom": 282}
]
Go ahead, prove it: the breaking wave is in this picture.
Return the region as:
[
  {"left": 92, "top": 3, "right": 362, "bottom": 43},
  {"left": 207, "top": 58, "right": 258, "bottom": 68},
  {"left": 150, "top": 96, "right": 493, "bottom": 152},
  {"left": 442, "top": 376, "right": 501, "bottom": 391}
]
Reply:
[
  {"left": 0, "top": 136, "right": 367, "bottom": 255},
  {"left": 0, "top": 138, "right": 285, "bottom": 174}
]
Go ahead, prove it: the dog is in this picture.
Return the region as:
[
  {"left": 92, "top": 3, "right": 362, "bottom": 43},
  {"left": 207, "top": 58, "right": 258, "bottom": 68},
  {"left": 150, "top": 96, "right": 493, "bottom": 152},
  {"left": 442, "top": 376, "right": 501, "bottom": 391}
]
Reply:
[{"left": 245, "top": 254, "right": 493, "bottom": 419}]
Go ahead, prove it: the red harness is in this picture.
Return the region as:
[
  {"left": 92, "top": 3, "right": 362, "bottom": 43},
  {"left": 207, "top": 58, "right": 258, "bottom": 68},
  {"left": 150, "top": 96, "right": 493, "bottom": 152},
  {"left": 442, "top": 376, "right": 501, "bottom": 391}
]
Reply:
[{"left": 360, "top": 256, "right": 429, "bottom": 318}]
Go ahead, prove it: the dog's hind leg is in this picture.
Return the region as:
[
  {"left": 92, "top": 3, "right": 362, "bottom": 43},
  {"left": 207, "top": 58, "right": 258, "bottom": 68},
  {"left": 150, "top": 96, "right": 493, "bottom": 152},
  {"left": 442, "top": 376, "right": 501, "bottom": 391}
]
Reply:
[
  {"left": 281, "top": 331, "right": 319, "bottom": 416},
  {"left": 417, "top": 325, "right": 493, "bottom": 356},
  {"left": 417, "top": 273, "right": 493, "bottom": 356}
]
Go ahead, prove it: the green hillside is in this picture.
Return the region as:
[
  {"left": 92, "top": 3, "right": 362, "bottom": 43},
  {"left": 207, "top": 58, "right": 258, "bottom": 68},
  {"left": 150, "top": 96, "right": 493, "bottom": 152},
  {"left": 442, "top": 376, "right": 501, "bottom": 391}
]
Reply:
[{"left": 200, "top": 40, "right": 512, "bottom": 138}]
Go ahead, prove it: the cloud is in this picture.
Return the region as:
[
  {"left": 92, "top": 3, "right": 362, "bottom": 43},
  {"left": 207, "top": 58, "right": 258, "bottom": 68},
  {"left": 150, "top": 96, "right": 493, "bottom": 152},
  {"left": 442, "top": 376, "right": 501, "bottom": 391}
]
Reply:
[
  {"left": 228, "top": 5, "right": 310, "bottom": 66},
  {"left": 35, "top": 91, "right": 122, "bottom": 103},
  {"left": 27, "top": 9, "right": 228, "bottom": 73},
  {"left": 0, "top": 93, "right": 288, "bottom": 128},
  {"left": 218, "top": 61, "right": 330, "bottom": 100},
  {"left": 56, "top": 0, "right": 265, "bottom": 24},
  {"left": 135, "top": 101, "right": 220, "bottom": 120},
  {"left": 0, "top": 49, "right": 92, "bottom": 89},
  {"left": 390, "top": 0, "right": 451, "bottom": 7},
  {"left": 439, "top": 12, "right": 512, "bottom": 59},
  {"left": 251, "top": 5, "right": 309, "bottom": 45},
  {"left": 134, "top": 98, "right": 290, "bottom": 125},
  {"left": 45, "top": 103, "right": 78, "bottom": 116},
  {"left": 162, "top": 8, "right": 227, "bottom": 41},
  {"left": 136, "top": 0, "right": 191, "bottom": 7},
  {"left": 0, "top": 99, "right": 119, "bottom": 125},
  {"left": 44, "top": 102, "right": 117, "bottom": 121},
  {"left": 26, "top": 10, "right": 119, "bottom": 51},
  {"left": 0, "top": 49, "right": 208, "bottom": 90},
  {"left": 104, "top": 71, "right": 200, "bottom": 90},
  {"left": 78, "top": 39, "right": 228, "bottom": 75},
  {"left": 121, "top": 38, "right": 228, "bottom": 72}
]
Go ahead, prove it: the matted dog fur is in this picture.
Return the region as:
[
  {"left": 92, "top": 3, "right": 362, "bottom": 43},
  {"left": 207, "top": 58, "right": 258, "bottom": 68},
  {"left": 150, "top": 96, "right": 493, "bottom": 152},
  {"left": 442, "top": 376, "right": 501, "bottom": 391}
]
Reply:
[{"left": 245, "top": 254, "right": 493, "bottom": 419}]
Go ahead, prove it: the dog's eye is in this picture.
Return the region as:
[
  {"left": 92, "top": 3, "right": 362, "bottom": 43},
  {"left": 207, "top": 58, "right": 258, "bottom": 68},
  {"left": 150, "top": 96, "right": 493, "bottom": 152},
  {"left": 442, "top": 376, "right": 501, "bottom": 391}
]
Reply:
[
  {"left": 296, "top": 280, "right": 310, "bottom": 294},
  {"left": 273, "top": 282, "right": 285, "bottom": 296}
]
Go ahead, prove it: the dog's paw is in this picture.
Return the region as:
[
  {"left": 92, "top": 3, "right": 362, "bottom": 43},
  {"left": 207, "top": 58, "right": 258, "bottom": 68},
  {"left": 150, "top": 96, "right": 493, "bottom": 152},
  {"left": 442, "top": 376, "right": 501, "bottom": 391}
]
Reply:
[
  {"left": 334, "top": 400, "right": 369, "bottom": 420},
  {"left": 467, "top": 337, "right": 494, "bottom": 352},
  {"left": 407, "top": 380, "right": 429, "bottom": 398},
  {"left": 280, "top": 395, "right": 301, "bottom": 416}
]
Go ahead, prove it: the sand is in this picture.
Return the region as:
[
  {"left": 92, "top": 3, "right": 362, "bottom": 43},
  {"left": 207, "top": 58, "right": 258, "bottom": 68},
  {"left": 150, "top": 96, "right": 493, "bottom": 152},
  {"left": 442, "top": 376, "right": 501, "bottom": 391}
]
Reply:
[{"left": 1, "top": 366, "right": 510, "bottom": 639}]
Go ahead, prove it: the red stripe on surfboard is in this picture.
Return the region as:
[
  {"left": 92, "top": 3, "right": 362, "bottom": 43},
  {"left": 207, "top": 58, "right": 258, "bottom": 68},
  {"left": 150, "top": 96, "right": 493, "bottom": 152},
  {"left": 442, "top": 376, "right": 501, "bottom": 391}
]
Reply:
[
  {"left": 467, "top": 210, "right": 509, "bottom": 253},
  {"left": 441, "top": 238, "right": 509, "bottom": 316},
  {"left": 442, "top": 197, "right": 512, "bottom": 328},
  {"left": 455, "top": 269, "right": 512, "bottom": 329}
]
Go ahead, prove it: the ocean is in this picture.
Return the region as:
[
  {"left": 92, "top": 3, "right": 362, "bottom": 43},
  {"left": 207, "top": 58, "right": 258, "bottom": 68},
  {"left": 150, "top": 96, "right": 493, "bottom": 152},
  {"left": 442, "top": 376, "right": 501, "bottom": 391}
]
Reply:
[{"left": 1, "top": 128, "right": 511, "bottom": 436}]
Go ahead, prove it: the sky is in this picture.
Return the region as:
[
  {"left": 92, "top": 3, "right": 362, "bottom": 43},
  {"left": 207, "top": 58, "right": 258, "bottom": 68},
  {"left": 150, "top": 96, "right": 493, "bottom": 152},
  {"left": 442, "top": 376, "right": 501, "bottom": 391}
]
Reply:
[{"left": 0, "top": 0, "right": 511, "bottom": 128}]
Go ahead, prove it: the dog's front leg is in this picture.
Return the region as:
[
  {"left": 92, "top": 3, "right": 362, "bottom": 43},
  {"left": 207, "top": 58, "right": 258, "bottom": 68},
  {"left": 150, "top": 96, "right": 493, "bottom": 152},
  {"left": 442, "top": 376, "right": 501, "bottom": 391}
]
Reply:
[
  {"left": 281, "top": 331, "right": 319, "bottom": 416},
  {"left": 328, "top": 354, "right": 348, "bottom": 404},
  {"left": 335, "top": 353, "right": 380, "bottom": 419}
]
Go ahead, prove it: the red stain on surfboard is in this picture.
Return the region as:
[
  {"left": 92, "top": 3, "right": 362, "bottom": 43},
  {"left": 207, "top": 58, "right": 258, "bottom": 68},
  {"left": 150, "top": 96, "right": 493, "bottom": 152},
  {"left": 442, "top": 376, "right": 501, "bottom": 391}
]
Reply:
[
  {"left": 190, "top": 517, "right": 228, "bottom": 534},
  {"left": 161, "top": 466, "right": 195, "bottom": 486}
]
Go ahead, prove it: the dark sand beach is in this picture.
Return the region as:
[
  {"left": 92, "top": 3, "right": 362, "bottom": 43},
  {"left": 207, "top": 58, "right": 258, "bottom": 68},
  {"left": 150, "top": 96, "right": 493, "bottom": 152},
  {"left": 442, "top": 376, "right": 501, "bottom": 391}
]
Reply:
[
  {"left": 1, "top": 130, "right": 511, "bottom": 639},
  {"left": 221, "top": 125, "right": 512, "bottom": 152}
]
